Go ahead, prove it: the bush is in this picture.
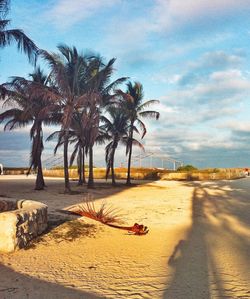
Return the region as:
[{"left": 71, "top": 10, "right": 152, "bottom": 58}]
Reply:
[{"left": 177, "top": 165, "right": 198, "bottom": 172}]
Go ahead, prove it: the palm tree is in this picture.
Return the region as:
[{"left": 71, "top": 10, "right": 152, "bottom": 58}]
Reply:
[
  {"left": 117, "top": 81, "right": 160, "bottom": 185},
  {"left": 46, "top": 116, "right": 87, "bottom": 186},
  {"left": 69, "top": 113, "right": 87, "bottom": 185},
  {"left": 38, "top": 45, "right": 90, "bottom": 193},
  {"left": 83, "top": 56, "right": 127, "bottom": 188},
  {"left": 0, "top": 0, "right": 38, "bottom": 64},
  {"left": 38, "top": 47, "right": 126, "bottom": 190},
  {"left": 0, "top": 67, "right": 51, "bottom": 190},
  {"left": 67, "top": 111, "right": 87, "bottom": 185},
  {"left": 101, "top": 107, "right": 128, "bottom": 185},
  {"left": 101, "top": 106, "right": 144, "bottom": 185}
]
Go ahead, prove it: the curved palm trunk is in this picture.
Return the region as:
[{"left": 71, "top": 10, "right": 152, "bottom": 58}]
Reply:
[
  {"left": 77, "top": 147, "right": 83, "bottom": 186},
  {"left": 126, "top": 125, "right": 134, "bottom": 185},
  {"left": 64, "top": 130, "right": 71, "bottom": 193},
  {"left": 87, "top": 145, "right": 94, "bottom": 188},
  {"left": 111, "top": 142, "right": 118, "bottom": 186}
]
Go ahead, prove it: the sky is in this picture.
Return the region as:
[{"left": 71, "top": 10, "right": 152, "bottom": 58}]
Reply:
[{"left": 1, "top": 0, "right": 250, "bottom": 168}]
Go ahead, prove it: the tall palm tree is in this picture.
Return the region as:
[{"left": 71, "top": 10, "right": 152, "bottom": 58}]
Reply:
[
  {"left": 0, "top": 67, "right": 51, "bottom": 190},
  {"left": 101, "top": 107, "right": 128, "bottom": 185},
  {"left": 0, "top": 0, "right": 38, "bottom": 64},
  {"left": 83, "top": 56, "right": 127, "bottom": 188},
  {"left": 38, "top": 45, "right": 90, "bottom": 193},
  {"left": 101, "top": 106, "right": 144, "bottom": 185},
  {"left": 117, "top": 81, "right": 160, "bottom": 185}
]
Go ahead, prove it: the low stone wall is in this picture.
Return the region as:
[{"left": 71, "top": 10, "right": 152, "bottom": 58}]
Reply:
[
  {"left": 0, "top": 198, "right": 48, "bottom": 253},
  {"left": 159, "top": 169, "right": 245, "bottom": 180}
]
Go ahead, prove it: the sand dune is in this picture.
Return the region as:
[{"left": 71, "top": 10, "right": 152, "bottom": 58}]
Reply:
[{"left": 0, "top": 175, "right": 249, "bottom": 298}]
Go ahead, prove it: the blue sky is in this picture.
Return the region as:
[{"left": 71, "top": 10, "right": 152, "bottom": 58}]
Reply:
[{"left": 1, "top": 0, "right": 250, "bottom": 168}]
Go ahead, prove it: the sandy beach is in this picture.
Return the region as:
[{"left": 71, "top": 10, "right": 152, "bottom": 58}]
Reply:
[{"left": 0, "top": 175, "right": 250, "bottom": 299}]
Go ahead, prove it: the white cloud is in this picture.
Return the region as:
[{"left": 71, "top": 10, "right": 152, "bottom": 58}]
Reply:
[
  {"left": 46, "top": 0, "right": 120, "bottom": 28},
  {"left": 152, "top": 0, "right": 250, "bottom": 33},
  {"left": 217, "top": 121, "right": 250, "bottom": 132}
]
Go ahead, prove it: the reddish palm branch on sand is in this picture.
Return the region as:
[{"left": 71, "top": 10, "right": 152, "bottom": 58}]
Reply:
[{"left": 61, "top": 200, "right": 149, "bottom": 235}]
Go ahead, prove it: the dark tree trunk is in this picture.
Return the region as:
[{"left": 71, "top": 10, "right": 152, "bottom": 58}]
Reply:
[
  {"left": 126, "top": 126, "right": 133, "bottom": 185},
  {"left": 35, "top": 156, "right": 45, "bottom": 190},
  {"left": 77, "top": 148, "right": 83, "bottom": 186},
  {"left": 63, "top": 130, "right": 71, "bottom": 193},
  {"left": 82, "top": 146, "right": 86, "bottom": 184},
  {"left": 111, "top": 152, "right": 116, "bottom": 186},
  {"left": 88, "top": 146, "right": 94, "bottom": 188},
  {"left": 34, "top": 124, "right": 45, "bottom": 190},
  {"left": 111, "top": 146, "right": 117, "bottom": 186}
]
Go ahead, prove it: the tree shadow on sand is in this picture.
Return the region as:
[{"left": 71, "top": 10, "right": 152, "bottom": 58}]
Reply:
[
  {"left": 26, "top": 220, "right": 100, "bottom": 249},
  {"left": 0, "top": 263, "right": 104, "bottom": 299},
  {"left": 163, "top": 180, "right": 250, "bottom": 299}
]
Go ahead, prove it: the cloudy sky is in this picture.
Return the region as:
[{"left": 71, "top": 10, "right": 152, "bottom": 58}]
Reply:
[{"left": 1, "top": 0, "right": 250, "bottom": 168}]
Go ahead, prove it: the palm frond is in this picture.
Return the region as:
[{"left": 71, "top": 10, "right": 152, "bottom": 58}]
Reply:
[
  {"left": 70, "top": 144, "right": 79, "bottom": 167},
  {"left": 66, "top": 199, "right": 124, "bottom": 225},
  {"left": 135, "top": 119, "right": 146, "bottom": 138},
  {"left": 0, "top": 29, "right": 38, "bottom": 64},
  {"left": 137, "top": 100, "right": 160, "bottom": 112},
  {"left": 132, "top": 138, "right": 145, "bottom": 151},
  {"left": 139, "top": 110, "right": 160, "bottom": 120}
]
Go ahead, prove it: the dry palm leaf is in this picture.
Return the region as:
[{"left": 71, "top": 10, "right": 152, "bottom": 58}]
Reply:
[{"left": 62, "top": 199, "right": 149, "bottom": 235}]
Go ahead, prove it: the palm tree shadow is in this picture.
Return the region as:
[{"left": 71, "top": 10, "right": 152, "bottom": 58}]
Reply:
[
  {"left": 163, "top": 179, "right": 250, "bottom": 299},
  {"left": 163, "top": 185, "right": 212, "bottom": 298},
  {"left": 0, "top": 263, "right": 104, "bottom": 299}
]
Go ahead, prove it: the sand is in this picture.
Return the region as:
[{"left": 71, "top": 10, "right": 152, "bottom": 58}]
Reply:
[{"left": 0, "top": 175, "right": 250, "bottom": 299}]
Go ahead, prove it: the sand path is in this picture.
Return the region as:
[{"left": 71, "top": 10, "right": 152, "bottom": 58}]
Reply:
[{"left": 0, "top": 175, "right": 250, "bottom": 298}]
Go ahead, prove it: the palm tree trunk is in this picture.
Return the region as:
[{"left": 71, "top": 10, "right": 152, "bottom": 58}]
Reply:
[
  {"left": 88, "top": 146, "right": 94, "bottom": 188},
  {"left": 64, "top": 130, "right": 71, "bottom": 193},
  {"left": 126, "top": 127, "right": 133, "bottom": 185},
  {"left": 82, "top": 146, "right": 86, "bottom": 184},
  {"left": 78, "top": 148, "right": 83, "bottom": 186},
  {"left": 35, "top": 125, "right": 45, "bottom": 190},
  {"left": 111, "top": 145, "right": 118, "bottom": 186},
  {"left": 111, "top": 152, "right": 116, "bottom": 185},
  {"left": 35, "top": 157, "right": 45, "bottom": 190}
]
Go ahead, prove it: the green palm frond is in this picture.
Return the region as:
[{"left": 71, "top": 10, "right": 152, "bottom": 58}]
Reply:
[
  {"left": 0, "top": 29, "right": 38, "bottom": 63},
  {"left": 139, "top": 110, "right": 160, "bottom": 120},
  {"left": 137, "top": 100, "right": 160, "bottom": 112}
]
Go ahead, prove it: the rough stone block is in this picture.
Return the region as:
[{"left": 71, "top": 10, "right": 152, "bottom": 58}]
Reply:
[{"left": 0, "top": 198, "right": 48, "bottom": 253}]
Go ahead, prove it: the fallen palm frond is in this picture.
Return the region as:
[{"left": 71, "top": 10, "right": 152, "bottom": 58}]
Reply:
[
  {"left": 62, "top": 198, "right": 149, "bottom": 235},
  {"left": 69, "top": 200, "right": 125, "bottom": 225}
]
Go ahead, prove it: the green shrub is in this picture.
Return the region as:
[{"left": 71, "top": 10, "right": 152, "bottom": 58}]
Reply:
[{"left": 177, "top": 165, "right": 198, "bottom": 172}]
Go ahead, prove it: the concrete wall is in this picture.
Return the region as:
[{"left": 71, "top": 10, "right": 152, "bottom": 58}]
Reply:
[
  {"left": 159, "top": 169, "right": 245, "bottom": 180},
  {"left": 42, "top": 167, "right": 245, "bottom": 181},
  {"left": 0, "top": 199, "right": 48, "bottom": 253}
]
